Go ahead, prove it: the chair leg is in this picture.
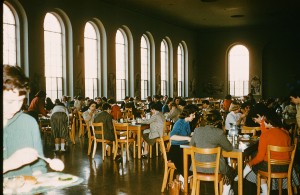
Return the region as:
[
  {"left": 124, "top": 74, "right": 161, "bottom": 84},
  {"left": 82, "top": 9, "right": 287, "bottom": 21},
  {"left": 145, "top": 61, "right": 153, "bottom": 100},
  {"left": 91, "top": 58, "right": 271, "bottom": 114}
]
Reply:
[
  {"left": 191, "top": 178, "right": 197, "bottom": 195},
  {"left": 161, "top": 166, "right": 169, "bottom": 192},
  {"left": 133, "top": 141, "right": 136, "bottom": 159},
  {"left": 88, "top": 138, "right": 92, "bottom": 155},
  {"left": 196, "top": 180, "right": 200, "bottom": 195},
  {"left": 257, "top": 173, "right": 261, "bottom": 195},
  {"left": 92, "top": 140, "right": 97, "bottom": 158},
  {"left": 214, "top": 180, "right": 218, "bottom": 195},
  {"left": 102, "top": 143, "right": 105, "bottom": 161},
  {"left": 113, "top": 141, "right": 118, "bottom": 160},
  {"left": 219, "top": 179, "right": 223, "bottom": 195},
  {"left": 278, "top": 178, "right": 282, "bottom": 195},
  {"left": 156, "top": 142, "right": 159, "bottom": 156},
  {"left": 126, "top": 143, "right": 130, "bottom": 161},
  {"left": 267, "top": 178, "right": 271, "bottom": 195},
  {"left": 149, "top": 145, "right": 153, "bottom": 158}
]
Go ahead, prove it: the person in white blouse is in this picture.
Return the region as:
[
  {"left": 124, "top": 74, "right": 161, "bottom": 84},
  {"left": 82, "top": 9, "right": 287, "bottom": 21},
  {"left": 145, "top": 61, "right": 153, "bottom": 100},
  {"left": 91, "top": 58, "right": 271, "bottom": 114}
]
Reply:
[{"left": 225, "top": 102, "right": 246, "bottom": 131}]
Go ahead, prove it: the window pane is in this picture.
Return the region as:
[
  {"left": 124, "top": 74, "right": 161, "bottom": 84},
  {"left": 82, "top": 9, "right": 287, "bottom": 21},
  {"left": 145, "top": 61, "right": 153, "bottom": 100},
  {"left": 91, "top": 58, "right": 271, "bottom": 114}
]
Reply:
[
  {"left": 116, "top": 30, "right": 127, "bottom": 100},
  {"left": 44, "top": 13, "right": 63, "bottom": 101},
  {"left": 141, "top": 35, "right": 149, "bottom": 99},
  {"left": 3, "top": 4, "right": 17, "bottom": 66},
  {"left": 161, "top": 40, "right": 168, "bottom": 95},
  {"left": 177, "top": 44, "right": 183, "bottom": 97},
  {"left": 228, "top": 45, "right": 249, "bottom": 97},
  {"left": 84, "top": 22, "right": 98, "bottom": 99}
]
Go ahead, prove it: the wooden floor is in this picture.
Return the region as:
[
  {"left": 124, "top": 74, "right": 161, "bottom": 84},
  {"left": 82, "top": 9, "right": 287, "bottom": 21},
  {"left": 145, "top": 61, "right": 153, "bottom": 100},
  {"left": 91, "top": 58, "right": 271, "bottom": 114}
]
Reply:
[{"left": 41, "top": 131, "right": 293, "bottom": 195}]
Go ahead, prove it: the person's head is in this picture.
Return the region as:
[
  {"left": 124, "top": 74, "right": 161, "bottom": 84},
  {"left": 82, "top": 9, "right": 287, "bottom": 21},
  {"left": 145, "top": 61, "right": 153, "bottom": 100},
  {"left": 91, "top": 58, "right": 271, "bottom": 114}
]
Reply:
[
  {"left": 3, "top": 65, "right": 30, "bottom": 120},
  {"left": 46, "top": 97, "right": 53, "bottom": 103},
  {"left": 179, "top": 104, "right": 198, "bottom": 122},
  {"left": 165, "top": 97, "right": 173, "bottom": 105},
  {"left": 174, "top": 97, "right": 181, "bottom": 105},
  {"left": 240, "top": 102, "right": 251, "bottom": 113},
  {"left": 35, "top": 90, "right": 46, "bottom": 98},
  {"left": 202, "top": 100, "right": 209, "bottom": 108},
  {"left": 229, "top": 102, "right": 240, "bottom": 113},
  {"left": 150, "top": 102, "right": 162, "bottom": 113},
  {"left": 225, "top": 94, "right": 232, "bottom": 100},
  {"left": 290, "top": 87, "right": 300, "bottom": 105},
  {"left": 124, "top": 96, "right": 130, "bottom": 102},
  {"left": 264, "top": 109, "right": 283, "bottom": 128},
  {"left": 101, "top": 96, "right": 107, "bottom": 102},
  {"left": 153, "top": 95, "right": 160, "bottom": 102},
  {"left": 146, "top": 96, "right": 152, "bottom": 102},
  {"left": 88, "top": 101, "right": 97, "bottom": 111},
  {"left": 205, "top": 109, "right": 223, "bottom": 129},
  {"left": 102, "top": 103, "right": 112, "bottom": 113},
  {"left": 54, "top": 99, "right": 61, "bottom": 105},
  {"left": 107, "top": 98, "right": 116, "bottom": 105},
  {"left": 178, "top": 99, "right": 187, "bottom": 107},
  {"left": 169, "top": 102, "right": 177, "bottom": 109},
  {"left": 95, "top": 97, "right": 102, "bottom": 104},
  {"left": 62, "top": 95, "right": 68, "bottom": 102}
]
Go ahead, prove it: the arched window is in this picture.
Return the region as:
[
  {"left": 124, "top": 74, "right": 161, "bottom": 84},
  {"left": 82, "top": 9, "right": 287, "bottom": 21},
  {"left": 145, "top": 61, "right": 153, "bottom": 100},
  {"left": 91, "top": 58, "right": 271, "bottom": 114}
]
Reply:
[
  {"left": 3, "top": 3, "right": 17, "bottom": 66},
  {"left": 228, "top": 45, "right": 249, "bottom": 96},
  {"left": 140, "top": 35, "right": 150, "bottom": 100},
  {"left": 44, "top": 13, "right": 64, "bottom": 101},
  {"left": 177, "top": 43, "right": 184, "bottom": 97},
  {"left": 115, "top": 29, "right": 127, "bottom": 101},
  {"left": 84, "top": 22, "right": 98, "bottom": 99},
  {"left": 160, "top": 39, "right": 168, "bottom": 96}
]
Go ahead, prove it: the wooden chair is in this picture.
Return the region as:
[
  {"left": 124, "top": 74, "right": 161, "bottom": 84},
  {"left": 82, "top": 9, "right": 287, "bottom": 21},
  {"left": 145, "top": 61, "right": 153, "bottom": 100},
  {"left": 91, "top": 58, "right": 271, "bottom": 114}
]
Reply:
[
  {"left": 150, "top": 121, "right": 173, "bottom": 158},
  {"left": 241, "top": 126, "right": 261, "bottom": 136},
  {"left": 69, "top": 116, "right": 76, "bottom": 144},
  {"left": 77, "top": 111, "right": 87, "bottom": 138},
  {"left": 256, "top": 139, "right": 297, "bottom": 195},
  {"left": 190, "top": 146, "right": 223, "bottom": 195},
  {"left": 91, "top": 122, "right": 114, "bottom": 160},
  {"left": 158, "top": 136, "right": 177, "bottom": 192},
  {"left": 113, "top": 123, "right": 136, "bottom": 161}
]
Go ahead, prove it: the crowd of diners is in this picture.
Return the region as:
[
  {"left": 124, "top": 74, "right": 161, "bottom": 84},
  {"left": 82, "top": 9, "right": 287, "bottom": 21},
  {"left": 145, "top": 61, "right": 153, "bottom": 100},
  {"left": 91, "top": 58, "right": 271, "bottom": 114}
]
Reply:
[{"left": 3, "top": 64, "right": 300, "bottom": 194}]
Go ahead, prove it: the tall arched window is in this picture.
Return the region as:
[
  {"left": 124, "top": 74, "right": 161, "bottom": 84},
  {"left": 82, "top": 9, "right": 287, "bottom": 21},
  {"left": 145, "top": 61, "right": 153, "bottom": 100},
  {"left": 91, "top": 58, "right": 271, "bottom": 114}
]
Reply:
[
  {"left": 160, "top": 40, "right": 168, "bottom": 96},
  {"left": 228, "top": 45, "right": 249, "bottom": 96},
  {"left": 115, "top": 29, "right": 127, "bottom": 101},
  {"left": 177, "top": 43, "right": 184, "bottom": 97},
  {"left": 84, "top": 22, "right": 98, "bottom": 99},
  {"left": 44, "top": 13, "right": 64, "bottom": 101},
  {"left": 140, "top": 35, "right": 150, "bottom": 100},
  {"left": 3, "top": 3, "right": 17, "bottom": 66}
]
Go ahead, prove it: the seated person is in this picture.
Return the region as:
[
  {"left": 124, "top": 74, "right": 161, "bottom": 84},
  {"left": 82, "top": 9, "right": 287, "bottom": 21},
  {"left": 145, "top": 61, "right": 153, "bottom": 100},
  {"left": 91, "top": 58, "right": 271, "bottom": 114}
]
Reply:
[
  {"left": 108, "top": 98, "right": 122, "bottom": 121},
  {"left": 141, "top": 102, "right": 165, "bottom": 158},
  {"left": 190, "top": 109, "right": 235, "bottom": 195},
  {"left": 243, "top": 109, "right": 297, "bottom": 195},
  {"left": 225, "top": 102, "right": 243, "bottom": 132},
  {"left": 165, "top": 102, "right": 181, "bottom": 123},
  {"left": 82, "top": 101, "right": 97, "bottom": 134},
  {"left": 3, "top": 65, "right": 47, "bottom": 177},
  {"left": 167, "top": 104, "right": 198, "bottom": 185}
]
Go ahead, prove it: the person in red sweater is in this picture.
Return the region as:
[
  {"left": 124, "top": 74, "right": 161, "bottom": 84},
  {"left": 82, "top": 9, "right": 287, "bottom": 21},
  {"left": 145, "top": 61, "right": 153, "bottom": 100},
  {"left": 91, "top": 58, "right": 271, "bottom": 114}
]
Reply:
[
  {"left": 243, "top": 109, "right": 291, "bottom": 195},
  {"left": 28, "top": 90, "right": 48, "bottom": 122}
]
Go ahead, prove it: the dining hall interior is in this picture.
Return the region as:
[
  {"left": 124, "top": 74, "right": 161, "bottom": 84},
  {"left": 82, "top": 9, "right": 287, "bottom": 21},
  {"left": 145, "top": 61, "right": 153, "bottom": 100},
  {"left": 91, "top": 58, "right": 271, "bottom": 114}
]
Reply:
[{"left": 2, "top": 0, "right": 300, "bottom": 194}]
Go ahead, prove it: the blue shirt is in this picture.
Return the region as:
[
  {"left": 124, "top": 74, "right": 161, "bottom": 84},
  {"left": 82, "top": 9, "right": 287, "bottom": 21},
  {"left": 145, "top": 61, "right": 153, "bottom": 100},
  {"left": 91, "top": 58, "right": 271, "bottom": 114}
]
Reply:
[{"left": 170, "top": 118, "right": 191, "bottom": 145}]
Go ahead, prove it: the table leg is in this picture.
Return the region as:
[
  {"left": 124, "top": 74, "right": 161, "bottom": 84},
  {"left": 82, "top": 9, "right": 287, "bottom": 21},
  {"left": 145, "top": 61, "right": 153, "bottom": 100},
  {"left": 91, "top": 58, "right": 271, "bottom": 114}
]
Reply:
[
  {"left": 137, "top": 129, "right": 141, "bottom": 159},
  {"left": 183, "top": 148, "right": 188, "bottom": 194},
  {"left": 238, "top": 153, "right": 243, "bottom": 195}
]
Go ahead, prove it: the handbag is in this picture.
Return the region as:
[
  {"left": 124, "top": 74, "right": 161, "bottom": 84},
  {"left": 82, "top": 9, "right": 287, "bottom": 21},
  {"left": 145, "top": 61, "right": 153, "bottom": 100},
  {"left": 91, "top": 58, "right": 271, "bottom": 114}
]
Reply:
[{"left": 168, "top": 174, "right": 182, "bottom": 195}]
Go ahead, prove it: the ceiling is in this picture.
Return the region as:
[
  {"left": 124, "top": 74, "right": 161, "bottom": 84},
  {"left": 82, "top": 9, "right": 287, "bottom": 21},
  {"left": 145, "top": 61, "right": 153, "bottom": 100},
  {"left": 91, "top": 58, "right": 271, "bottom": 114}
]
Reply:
[{"left": 102, "top": 0, "right": 300, "bottom": 30}]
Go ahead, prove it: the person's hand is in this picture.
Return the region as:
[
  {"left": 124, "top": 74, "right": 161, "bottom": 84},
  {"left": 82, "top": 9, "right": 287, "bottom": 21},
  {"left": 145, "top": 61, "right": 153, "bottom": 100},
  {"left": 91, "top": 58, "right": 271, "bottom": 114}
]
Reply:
[
  {"left": 4, "top": 148, "right": 38, "bottom": 173},
  {"left": 243, "top": 163, "right": 252, "bottom": 178},
  {"left": 187, "top": 136, "right": 192, "bottom": 142}
]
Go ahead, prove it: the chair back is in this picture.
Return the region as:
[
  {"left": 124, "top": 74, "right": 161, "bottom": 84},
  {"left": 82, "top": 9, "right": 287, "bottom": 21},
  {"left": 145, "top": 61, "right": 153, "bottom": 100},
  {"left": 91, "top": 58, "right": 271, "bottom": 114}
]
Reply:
[
  {"left": 78, "top": 111, "right": 87, "bottom": 137},
  {"left": 190, "top": 146, "right": 221, "bottom": 179},
  {"left": 113, "top": 122, "right": 130, "bottom": 141},
  {"left": 91, "top": 122, "right": 104, "bottom": 140},
  {"left": 241, "top": 126, "right": 261, "bottom": 136},
  {"left": 164, "top": 121, "right": 173, "bottom": 134},
  {"left": 267, "top": 139, "right": 297, "bottom": 179}
]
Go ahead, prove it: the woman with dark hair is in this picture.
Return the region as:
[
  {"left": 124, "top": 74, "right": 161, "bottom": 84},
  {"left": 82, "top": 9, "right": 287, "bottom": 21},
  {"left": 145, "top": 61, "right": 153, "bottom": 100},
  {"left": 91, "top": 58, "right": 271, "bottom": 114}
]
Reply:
[
  {"left": 190, "top": 110, "right": 235, "bottom": 195},
  {"left": 167, "top": 104, "right": 198, "bottom": 185},
  {"left": 45, "top": 97, "right": 55, "bottom": 111},
  {"left": 3, "top": 65, "right": 47, "bottom": 176},
  {"left": 243, "top": 109, "right": 294, "bottom": 195}
]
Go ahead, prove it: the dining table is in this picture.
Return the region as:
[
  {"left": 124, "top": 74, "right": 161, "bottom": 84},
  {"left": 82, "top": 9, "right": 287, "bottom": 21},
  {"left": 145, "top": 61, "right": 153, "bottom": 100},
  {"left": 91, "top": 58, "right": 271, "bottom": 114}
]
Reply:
[
  {"left": 123, "top": 123, "right": 150, "bottom": 159},
  {"left": 181, "top": 138, "right": 259, "bottom": 195},
  {"left": 3, "top": 172, "right": 84, "bottom": 194}
]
